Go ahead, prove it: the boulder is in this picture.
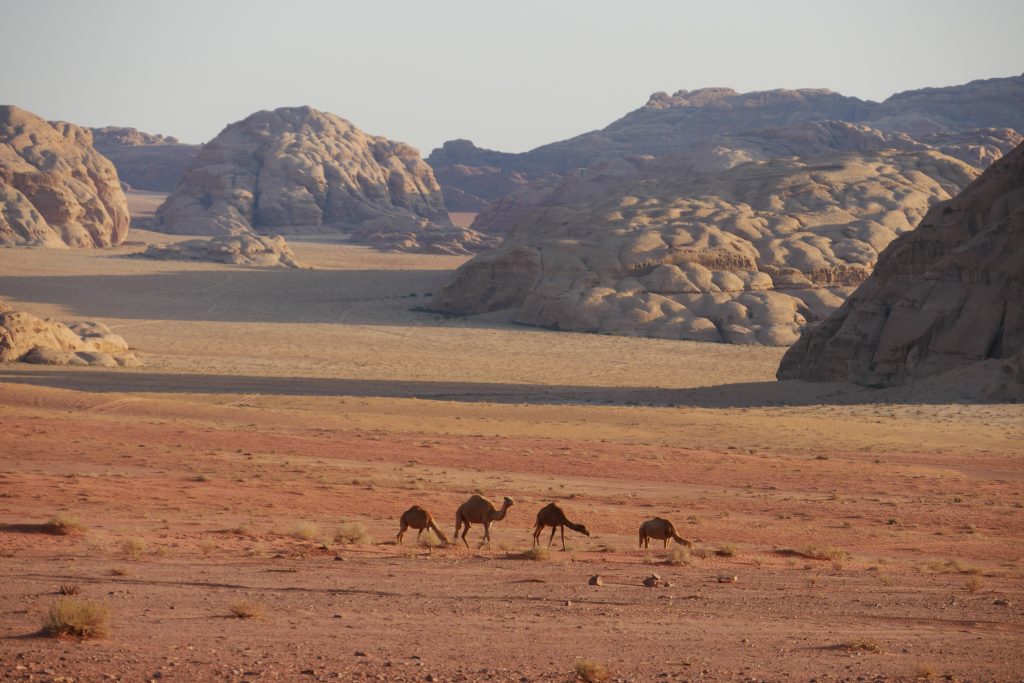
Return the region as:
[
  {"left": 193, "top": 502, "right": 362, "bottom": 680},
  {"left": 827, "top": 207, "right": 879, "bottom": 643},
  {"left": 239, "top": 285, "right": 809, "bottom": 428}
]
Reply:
[
  {"left": 0, "top": 308, "right": 141, "bottom": 367},
  {"left": 140, "top": 234, "right": 301, "bottom": 268},
  {"left": 777, "top": 141, "right": 1024, "bottom": 400},
  {"left": 0, "top": 105, "right": 129, "bottom": 248}
]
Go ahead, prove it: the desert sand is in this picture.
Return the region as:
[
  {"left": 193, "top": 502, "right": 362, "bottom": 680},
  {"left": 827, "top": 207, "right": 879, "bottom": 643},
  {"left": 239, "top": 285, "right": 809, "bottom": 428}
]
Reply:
[{"left": 1, "top": 205, "right": 1022, "bottom": 681}]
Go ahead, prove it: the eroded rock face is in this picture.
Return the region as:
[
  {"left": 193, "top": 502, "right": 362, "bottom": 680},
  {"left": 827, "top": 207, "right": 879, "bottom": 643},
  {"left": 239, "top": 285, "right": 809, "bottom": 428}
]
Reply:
[
  {"left": 777, "top": 142, "right": 1024, "bottom": 400},
  {"left": 155, "top": 106, "right": 486, "bottom": 253},
  {"left": 432, "top": 149, "right": 979, "bottom": 345},
  {"left": 0, "top": 302, "right": 141, "bottom": 367},
  {"left": 140, "top": 234, "right": 301, "bottom": 268},
  {"left": 0, "top": 106, "right": 129, "bottom": 248},
  {"left": 91, "top": 126, "right": 199, "bottom": 192}
]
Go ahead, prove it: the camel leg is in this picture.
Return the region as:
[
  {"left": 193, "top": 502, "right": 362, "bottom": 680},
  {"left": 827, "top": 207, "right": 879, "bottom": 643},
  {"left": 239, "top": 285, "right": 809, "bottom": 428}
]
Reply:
[
  {"left": 397, "top": 519, "right": 408, "bottom": 545},
  {"left": 532, "top": 524, "right": 541, "bottom": 546},
  {"left": 639, "top": 531, "right": 644, "bottom": 549},
  {"left": 664, "top": 538, "right": 668, "bottom": 549},
  {"left": 560, "top": 525, "right": 566, "bottom": 551},
  {"left": 460, "top": 522, "right": 471, "bottom": 548},
  {"left": 416, "top": 528, "right": 424, "bottom": 543},
  {"left": 547, "top": 526, "right": 556, "bottom": 548},
  {"left": 480, "top": 521, "right": 491, "bottom": 549}
]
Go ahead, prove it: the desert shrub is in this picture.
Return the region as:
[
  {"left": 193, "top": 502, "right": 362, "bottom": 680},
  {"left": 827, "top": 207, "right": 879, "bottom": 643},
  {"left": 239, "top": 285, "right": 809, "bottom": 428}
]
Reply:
[
  {"left": 334, "top": 522, "right": 373, "bottom": 545},
  {"left": 843, "top": 639, "right": 881, "bottom": 653},
  {"left": 42, "top": 598, "right": 109, "bottom": 639},
  {"left": 575, "top": 658, "right": 610, "bottom": 683},
  {"left": 57, "top": 584, "right": 81, "bottom": 596},
  {"left": 121, "top": 537, "right": 146, "bottom": 559},
  {"left": 913, "top": 661, "right": 937, "bottom": 679},
  {"left": 47, "top": 513, "right": 85, "bottom": 535},
  {"left": 228, "top": 599, "right": 264, "bottom": 619},
  {"left": 803, "top": 545, "right": 848, "bottom": 561},
  {"left": 109, "top": 566, "right": 128, "bottom": 577},
  {"left": 522, "top": 546, "right": 549, "bottom": 561},
  {"left": 290, "top": 521, "right": 320, "bottom": 540},
  {"left": 198, "top": 539, "right": 217, "bottom": 555},
  {"left": 668, "top": 546, "right": 691, "bottom": 565},
  {"left": 718, "top": 544, "right": 737, "bottom": 557},
  {"left": 422, "top": 528, "right": 443, "bottom": 548},
  {"left": 965, "top": 576, "right": 983, "bottom": 593}
]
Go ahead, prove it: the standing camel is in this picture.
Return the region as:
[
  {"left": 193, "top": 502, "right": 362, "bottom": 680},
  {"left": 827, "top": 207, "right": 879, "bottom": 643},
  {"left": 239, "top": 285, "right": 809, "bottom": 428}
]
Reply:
[
  {"left": 638, "top": 517, "right": 692, "bottom": 549},
  {"left": 453, "top": 494, "right": 513, "bottom": 548},
  {"left": 532, "top": 502, "right": 590, "bottom": 551},
  {"left": 396, "top": 505, "right": 450, "bottom": 545}
]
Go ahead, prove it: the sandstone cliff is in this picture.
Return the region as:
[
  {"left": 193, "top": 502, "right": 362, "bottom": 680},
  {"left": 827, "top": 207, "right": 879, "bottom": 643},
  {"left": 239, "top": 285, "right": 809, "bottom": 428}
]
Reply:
[
  {"left": 777, "top": 142, "right": 1024, "bottom": 400},
  {"left": 0, "top": 105, "right": 129, "bottom": 248},
  {"left": 91, "top": 126, "right": 199, "bottom": 192},
  {"left": 432, "top": 149, "right": 979, "bottom": 346},
  {"left": 155, "top": 106, "right": 489, "bottom": 254}
]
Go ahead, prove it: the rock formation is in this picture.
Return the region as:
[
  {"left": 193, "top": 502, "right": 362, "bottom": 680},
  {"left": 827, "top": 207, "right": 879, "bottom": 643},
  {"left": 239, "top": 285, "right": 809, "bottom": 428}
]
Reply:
[
  {"left": 155, "top": 106, "right": 490, "bottom": 254},
  {"left": 777, "top": 142, "right": 1024, "bottom": 400},
  {"left": 140, "top": 234, "right": 301, "bottom": 268},
  {"left": 431, "top": 149, "right": 979, "bottom": 345},
  {"left": 0, "top": 300, "right": 141, "bottom": 367},
  {"left": 0, "top": 105, "right": 129, "bottom": 248},
  {"left": 427, "top": 74, "right": 1024, "bottom": 211},
  {"left": 91, "top": 126, "right": 199, "bottom": 192}
]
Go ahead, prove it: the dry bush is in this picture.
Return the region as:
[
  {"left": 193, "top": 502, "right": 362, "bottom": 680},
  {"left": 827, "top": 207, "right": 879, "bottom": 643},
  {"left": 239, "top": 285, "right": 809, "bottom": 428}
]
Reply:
[
  {"left": 575, "top": 659, "right": 610, "bottom": 683},
  {"left": 290, "top": 521, "right": 320, "bottom": 541},
  {"left": 109, "top": 566, "right": 128, "bottom": 577},
  {"left": 843, "top": 639, "right": 882, "bottom": 653},
  {"left": 47, "top": 513, "right": 85, "bottom": 535},
  {"left": 667, "top": 546, "right": 691, "bottom": 565},
  {"left": 228, "top": 599, "right": 264, "bottom": 619},
  {"left": 335, "top": 522, "right": 373, "bottom": 545},
  {"left": 718, "top": 544, "right": 737, "bottom": 557},
  {"left": 965, "top": 576, "right": 984, "bottom": 593},
  {"left": 58, "top": 584, "right": 82, "bottom": 596},
  {"left": 913, "top": 661, "right": 937, "bottom": 679},
  {"left": 422, "top": 528, "right": 443, "bottom": 548},
  {"left": 198, "top": 539, "right": 217, "bottom": 556},
  {"left": 120, "top": 537, "right": 146, "bottom": 559},
  {"left": 42, "top": 597, "right": 109, "bottom": 639},
  {"left": 522, "top": 546, "right": 550, "bottom": 561},
  {"left": 803, "top": 545, "right": 848, "bottom": 561}
]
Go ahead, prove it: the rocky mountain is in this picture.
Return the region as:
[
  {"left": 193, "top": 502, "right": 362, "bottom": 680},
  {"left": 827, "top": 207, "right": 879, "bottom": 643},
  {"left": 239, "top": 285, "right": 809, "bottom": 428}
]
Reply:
[
  {"left": 777, "top": 141, "right": 1024, "bottom": 400},
  {"left": 431, "top": 147, "right": 979, "bottom": 345},
  {"left": 428, "top": 74, "right": 1024, "bottom": 210},
  {"left": 155, "top": 106, "right": 491, "bottom": 254},
  {"left": 0, "top": 105, "right": 129, "bottom": 248},
  {"left": 91, "top": 126, "right": 199, "bottom": 192}
]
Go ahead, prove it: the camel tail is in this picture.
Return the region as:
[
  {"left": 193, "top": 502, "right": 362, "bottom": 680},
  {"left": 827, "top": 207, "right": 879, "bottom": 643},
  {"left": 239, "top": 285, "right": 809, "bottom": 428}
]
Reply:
[{"left": 639, "top": 528, "right": 645, "bottom": 548}]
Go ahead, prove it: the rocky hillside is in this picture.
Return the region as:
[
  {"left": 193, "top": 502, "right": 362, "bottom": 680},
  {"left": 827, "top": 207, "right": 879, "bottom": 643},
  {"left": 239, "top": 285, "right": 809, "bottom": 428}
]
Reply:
[
  {"left": 777, "top": 142, "right": 1024, "bottom": 400},
  {"left": 428, "top": 74, "right": 1024, "bottom": 210},
  {"left": 91, "top": 126, "right": 199, "bottom": 192},
  {"left": 155, "top": 106, "right": 491, "bottom": 254},
  {"left": 431, "top": 147, "right": 978, "bottom": 346},
  {"left": 0, "top": 105, "right": 129, "bottom": 248}
]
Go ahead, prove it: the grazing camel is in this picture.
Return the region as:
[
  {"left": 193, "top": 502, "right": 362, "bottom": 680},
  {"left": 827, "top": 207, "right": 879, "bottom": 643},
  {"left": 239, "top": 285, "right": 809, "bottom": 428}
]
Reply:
[
  {"left": 638, "top": 517, "right": 692, "bottom": 549},
  {"left": 453, "top": 494, "right": 513, "bottom": 548},
  {"left": 532, "top": 502, "right": 590, "bottom": 551},
  {"left": 396, "top": 505, "right": 450, "bottom": 546}
]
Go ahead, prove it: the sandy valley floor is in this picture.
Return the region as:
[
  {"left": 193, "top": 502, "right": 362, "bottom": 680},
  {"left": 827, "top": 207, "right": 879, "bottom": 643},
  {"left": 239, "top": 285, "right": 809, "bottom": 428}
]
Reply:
[{"left": 0, "top": 214, "right": 1022, "bottom": 681}]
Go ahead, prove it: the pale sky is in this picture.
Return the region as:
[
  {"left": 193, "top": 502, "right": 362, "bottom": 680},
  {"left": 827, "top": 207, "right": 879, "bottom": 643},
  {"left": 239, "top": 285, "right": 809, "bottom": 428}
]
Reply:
[{"left": 2, "top": 0, "right": 1022, "bottom": 154}]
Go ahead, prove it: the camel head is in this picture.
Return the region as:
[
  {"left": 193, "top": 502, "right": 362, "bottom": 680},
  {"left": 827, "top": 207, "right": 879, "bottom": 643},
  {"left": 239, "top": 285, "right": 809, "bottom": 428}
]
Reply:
[
  {"left": 502, "top": 497, "right": 515, "bottom": 508},
  {"left": 577, "top": 524, "right": 591, "bottom": 537}
]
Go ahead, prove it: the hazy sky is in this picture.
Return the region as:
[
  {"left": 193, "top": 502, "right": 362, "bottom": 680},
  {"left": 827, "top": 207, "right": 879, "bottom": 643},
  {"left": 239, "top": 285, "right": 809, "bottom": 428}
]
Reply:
[{"left": 2, "top": 1, "right": 1022, "bottom": 154}]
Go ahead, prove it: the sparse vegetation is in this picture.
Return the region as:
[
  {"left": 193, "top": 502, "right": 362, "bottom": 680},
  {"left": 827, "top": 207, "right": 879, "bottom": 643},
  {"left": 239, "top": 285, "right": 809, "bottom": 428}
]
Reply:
[
  {"left": 575, "top": 658, "right": 610, "bottom": 683},
  {"left": 290, "top": 521, "right": 321, "bottom": 540},
  {"left": 843, "top": 638, "right": 882, "bottom": 653},
  {"left": 47, "top": 513, "right": 85, "bottom": 535},
  {"left": 803, "top": 545, "right": 848, "bottom": 561},
  {"left": 667, "top": 545, "right": 691, "bottom": 565},
  {"left": 718, "top": 544, "right": 737, "bottom": 557},
  {"left": 42, "top": 597, "right": 110, "bottom": 639},
  {"left": 228, "top": 599, "right": 265, "bottom": 619},
  {"left": 58, "top": 584, "right": 82, "bottom": 596},
  {"left": 965, "top": 575, "right": 984, "bottom": 593},
  {"left": 198, "top": 539, "right": 217, "bottom": 555},
  {"left": 109, "top": 566, "right": 129, "bottom": 577},
  {"left": 913, "top": 661, "right": 938, "bottom": 679},
  {"left": 334, "top": 522, "right": 373, "bottom": 545},
  {"left": 121, "top": 537, "right": 146, "bottom": 559},
  {"left": 522, "top": 546, "right": 550, "bottom": 561}
]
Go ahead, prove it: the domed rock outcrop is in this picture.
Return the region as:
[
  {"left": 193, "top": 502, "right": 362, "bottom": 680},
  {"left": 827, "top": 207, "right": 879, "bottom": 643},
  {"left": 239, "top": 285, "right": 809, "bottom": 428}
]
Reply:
[
  {"left": 91, "top": 126, "right": 199, "bottom": 192},
  {"left": 777, "top": 141, "right": 1024, "bottom": 400},
  {"left": 0, "top": 300, "right": 141, "bottom": 367},
  {"left": 140, "top": 234, "right": 301, "bottom": 268},
  {"left": 431, "top": 148, "right": 980, "bottom": 346},
  {"left": 155, "top": 106, "right": 491, "bottom": 254},
  {"left": 0, "top": 105, "right": 130, "bottom": 248}
]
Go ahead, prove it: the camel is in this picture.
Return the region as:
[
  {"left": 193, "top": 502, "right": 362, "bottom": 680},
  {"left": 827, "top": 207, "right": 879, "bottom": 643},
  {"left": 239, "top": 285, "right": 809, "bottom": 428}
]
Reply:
[
  {"left": 396, "top": 505, "right": 450, "bottom": 546},
  {"left": 453, "top": 494, "right": 513, "bottom": 548},
  {"left": 638, "top": 517, "right": 692, "bottom": 549},
  {"left": 532, "top": 502, "right": 590, "bottom": 551}
]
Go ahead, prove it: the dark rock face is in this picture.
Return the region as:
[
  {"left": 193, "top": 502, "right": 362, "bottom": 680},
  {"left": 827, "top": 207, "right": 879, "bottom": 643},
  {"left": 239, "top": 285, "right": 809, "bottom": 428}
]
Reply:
[
  {"left": 0, "top": 106, "right": 129, "bottom": 248},
  {"left": 777, "top": 142, "right": 1024, "bottom": 400},
  {"left": 91, "top": 127, "right": 199, "bottom": 193}
]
